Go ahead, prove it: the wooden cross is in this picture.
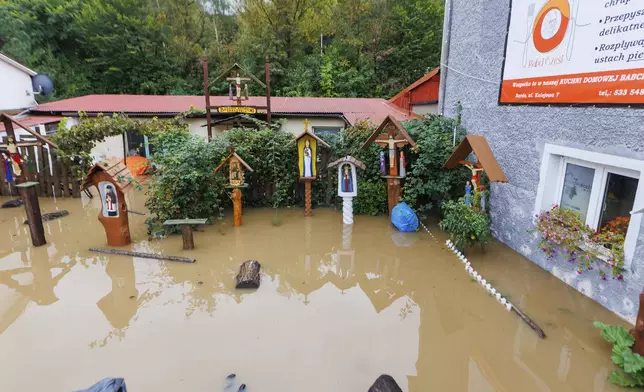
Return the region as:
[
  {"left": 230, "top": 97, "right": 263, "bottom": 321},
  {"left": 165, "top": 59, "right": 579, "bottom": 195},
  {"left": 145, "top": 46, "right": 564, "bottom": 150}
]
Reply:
[{"left": 304, "top": 119, "right": 310, "bottom": 131}]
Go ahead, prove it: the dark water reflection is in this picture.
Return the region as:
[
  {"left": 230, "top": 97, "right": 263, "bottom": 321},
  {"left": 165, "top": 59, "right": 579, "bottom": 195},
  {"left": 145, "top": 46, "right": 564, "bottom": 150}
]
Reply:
[{"left": 0, "top": 193, "right": 630, "bottom": 391}]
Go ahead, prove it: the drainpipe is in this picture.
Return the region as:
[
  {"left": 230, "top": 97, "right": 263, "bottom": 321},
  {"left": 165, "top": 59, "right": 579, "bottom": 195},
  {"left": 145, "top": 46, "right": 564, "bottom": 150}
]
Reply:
[{"left": 438, "top": 0, "right": 454, "bottom": 115}]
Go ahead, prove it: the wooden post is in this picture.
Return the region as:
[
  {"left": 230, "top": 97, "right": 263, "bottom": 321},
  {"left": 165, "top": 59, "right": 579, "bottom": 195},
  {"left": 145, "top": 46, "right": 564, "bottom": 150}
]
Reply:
[
  {"left": 181, "top": 225, "right": 194, "bottom": 250},
  {"left": 16, "top": 183, "right": 46, "bottom": 246},
  {"left": 232, "top": 187, "right": 243, "bottom": 227},
  {"left": 304, "top": 179, "right": 312, "bottom": 217},
  {"left": 203, "top": 56, "right": 212, "bottom": 141},
  {"left": 52, "top": 156, "right": 61, "bottom": 197},
  {"left": 36, "top": 145, "right": 44, "bottom": 196},
  {"left": 387, "top": 178, "right": 402, "bottom": 216},
  {"left": 631, "top": 291, "right": 644, "bottom": 356},
  {"left": 236, "top": 260, "right": 261, "bottom": 289},
  {"left": 61, "top": 160, "right": 69, "bottom": 197},
  {"left": 265, "top": 55, "right": 272, "bottom": 124}
]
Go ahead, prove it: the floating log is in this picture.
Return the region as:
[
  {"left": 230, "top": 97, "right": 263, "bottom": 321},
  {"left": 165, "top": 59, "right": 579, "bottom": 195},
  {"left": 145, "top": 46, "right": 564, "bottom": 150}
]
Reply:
[
  {"left": 89, "top": 248, "right": 195, "bottom": 263},
  {"left": 368, "top": 375, "right": 402, "bottom": 392},
  {"left": 236, "top": 260, "right": 261, "bottom": 289},
  {"left": 512, "top": 306, "right": 546, "bottom": 339},
  {"left": 1, "top": 198, "right": 23, "bottom": 208},
  {"left": 24, "top": 210, "right": 69, "bottom": 224}
]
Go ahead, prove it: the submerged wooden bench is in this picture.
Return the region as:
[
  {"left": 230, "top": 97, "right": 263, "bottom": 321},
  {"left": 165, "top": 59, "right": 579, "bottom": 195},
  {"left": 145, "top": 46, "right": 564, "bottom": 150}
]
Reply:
[{"left": 163, "top": 218, "right": 208, "bottom": 250}]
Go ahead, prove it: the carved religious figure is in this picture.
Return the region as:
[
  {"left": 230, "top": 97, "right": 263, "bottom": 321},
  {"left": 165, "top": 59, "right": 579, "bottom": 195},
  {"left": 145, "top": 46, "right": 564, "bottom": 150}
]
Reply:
[
  {"left": 101, "top": 182, "right": 120, "bottom": 218},
  {"left": 303, "top": 139, "right": 313, "bottom": 177},
  {"left": 2, "top": 152, "right": 13, "bottom": 182},
  {"left": 341, "top": 164, "right": 354, "bottom": 193},
  {"left": 379, "top": 151, "right": 386, "bottom": 175},
  {"left": 6, "top": 136, "right": 22, "bottom": 177},
  {"left": 463, "top": 162, "right": 484, "bottom": 191}
]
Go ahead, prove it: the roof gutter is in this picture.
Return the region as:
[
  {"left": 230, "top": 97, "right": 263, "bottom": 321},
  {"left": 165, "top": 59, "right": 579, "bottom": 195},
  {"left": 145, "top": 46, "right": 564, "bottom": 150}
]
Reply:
[{"left": 438, "top": 0, "right": 454, "bottom": 115}]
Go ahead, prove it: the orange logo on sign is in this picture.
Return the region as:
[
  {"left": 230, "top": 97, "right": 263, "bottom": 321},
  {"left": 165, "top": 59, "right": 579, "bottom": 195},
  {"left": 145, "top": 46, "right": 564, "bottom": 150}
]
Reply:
[{"left": 532, "top": 0, "right": 570, "bottom": 53}]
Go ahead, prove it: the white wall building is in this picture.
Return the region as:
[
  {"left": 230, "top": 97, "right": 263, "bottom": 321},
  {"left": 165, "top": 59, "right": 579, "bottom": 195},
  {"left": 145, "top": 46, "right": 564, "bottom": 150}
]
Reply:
[{"left": 0, "top": 53, "right": 37, "bottom": 112}]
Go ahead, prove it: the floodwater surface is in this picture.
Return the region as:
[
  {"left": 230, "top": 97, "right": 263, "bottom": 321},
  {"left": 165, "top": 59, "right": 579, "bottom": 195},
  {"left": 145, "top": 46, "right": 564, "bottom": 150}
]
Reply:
[{"left": 0, "top": 192, "right": 631, "bottom": 391}]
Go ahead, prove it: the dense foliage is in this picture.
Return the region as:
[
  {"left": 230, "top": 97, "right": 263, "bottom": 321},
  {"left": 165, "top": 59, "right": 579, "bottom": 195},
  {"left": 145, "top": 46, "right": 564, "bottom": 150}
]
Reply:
[
  {"left": 145, "top": 129, "right": 227, "bottom": 235},
  {"left": 439, "top": 199, "right": 492, "bottom": 251},
  {"left": 51, "top": 113, "right": 188, "bottom": 175},
  {"left": 0, "top": 0, "right": 443, "bottom": 100},
  {"left": 533, "top": 206, "right": 625, "bottom": 279},
  {"left": 593, "top": 321, "right": 644, "bottom": 387},
  {"left": 402, "top": 115, "right": 470, "bottom": 216}
]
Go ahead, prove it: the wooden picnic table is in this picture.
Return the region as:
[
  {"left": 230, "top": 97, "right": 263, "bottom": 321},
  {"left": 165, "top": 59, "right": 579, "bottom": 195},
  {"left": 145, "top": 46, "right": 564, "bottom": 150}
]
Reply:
[{"left": 163, "top": 218, "right": 208, "bottom": 250}]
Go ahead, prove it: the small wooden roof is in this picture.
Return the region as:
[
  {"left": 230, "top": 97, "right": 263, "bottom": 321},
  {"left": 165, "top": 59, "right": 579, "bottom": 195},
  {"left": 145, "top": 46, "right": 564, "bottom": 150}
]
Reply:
[
  {"left": 291, "top": 127, "right": 331, "bottom": 149},
  {"left": 211, "top": 62, "right": 267, "bottom": 88},
  {"left": 81, "top": 158, "right": 134, "bottom": 191},
  {"left": 443, "top": 135, "right": 508, "bottom": 183},
  {"left": 215, "top": 151, "right": 254, "bottom": 173},
  {"left": 327, "top": 155, "right": 366, "bottom": 170},
  {"left": 360, "top": 115, "right": 417, "bottom": 150}
]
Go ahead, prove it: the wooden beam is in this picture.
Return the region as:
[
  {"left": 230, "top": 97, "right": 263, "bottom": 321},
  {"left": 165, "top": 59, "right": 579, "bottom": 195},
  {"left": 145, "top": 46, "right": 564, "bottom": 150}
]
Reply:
[{"left": 0, "top": 114, "right": 58, "bottom": 149}]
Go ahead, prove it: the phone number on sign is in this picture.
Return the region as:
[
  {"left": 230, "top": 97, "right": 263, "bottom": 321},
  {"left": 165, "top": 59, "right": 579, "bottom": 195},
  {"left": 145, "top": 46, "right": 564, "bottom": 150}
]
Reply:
[{"left": 611, "top": 89, "right": 644, "bottom": 96}]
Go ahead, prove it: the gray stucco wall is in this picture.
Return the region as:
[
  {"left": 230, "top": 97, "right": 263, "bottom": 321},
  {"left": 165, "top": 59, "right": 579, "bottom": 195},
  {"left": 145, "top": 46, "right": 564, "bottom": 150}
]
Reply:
[{"left": 441, "top": 0, "right": 644, "bottom": 323}]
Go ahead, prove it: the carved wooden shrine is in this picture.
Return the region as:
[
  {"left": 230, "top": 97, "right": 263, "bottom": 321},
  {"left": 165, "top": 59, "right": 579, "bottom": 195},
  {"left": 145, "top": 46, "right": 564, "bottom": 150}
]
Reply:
[
  {"left": 328, "top": 155, "right": 365, "bottom": 225},
  {"left": 443, "top": 134, "right": 507, "bottom": 210},
  {"left": 292, "top": 120, "right": 330, "bottom": 217},
  {"left": 81, "top": 158, "right": 134, "bottom": 247},
  {"left": 0, "top": 114, "right": 60, "bottom": 247},
  {"left": 361, "top": 115, "right": 418, "bottom": 216},
  {"left": 216, "top": 150, "right": 254, "bottom": 226}
]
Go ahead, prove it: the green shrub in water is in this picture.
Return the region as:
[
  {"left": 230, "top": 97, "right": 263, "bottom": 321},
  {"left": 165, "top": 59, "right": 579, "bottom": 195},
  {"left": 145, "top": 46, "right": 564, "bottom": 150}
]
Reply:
[
  {"left": 403, "top": 115, "right": 470, "bottom": 216},
  {"left": 439, "top": 199, "right": 491, "bottom": 251},
  {"left": 593, "top": 321, "right": 644, "bottom": 387}
]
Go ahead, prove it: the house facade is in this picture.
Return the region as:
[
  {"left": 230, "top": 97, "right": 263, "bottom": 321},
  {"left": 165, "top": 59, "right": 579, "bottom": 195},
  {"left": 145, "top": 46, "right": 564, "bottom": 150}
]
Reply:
[
  {"left": 389, "top": 68, "right": 440, "bottom": 116},
  {"left": 440, "top": 0, "right": 644, "bottom": 322},
  {"left": 0, "top": 53, "right": 37, "bottom": 112}
]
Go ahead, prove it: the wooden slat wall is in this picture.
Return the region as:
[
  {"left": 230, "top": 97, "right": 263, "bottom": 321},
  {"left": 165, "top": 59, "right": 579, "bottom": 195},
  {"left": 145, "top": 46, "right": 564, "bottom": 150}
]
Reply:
[{"left": 0, "top": 146, "right": 82, "bottom": 199}]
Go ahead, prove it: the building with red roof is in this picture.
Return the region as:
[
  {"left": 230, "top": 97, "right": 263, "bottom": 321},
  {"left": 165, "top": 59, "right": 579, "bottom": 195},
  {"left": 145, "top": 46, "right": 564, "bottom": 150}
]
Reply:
[
  {"left": 16, "top": 93, "right": 414, "bottom": 161},
  {"left": 389, "top": 67, "right": 440, "bottom": 116}
]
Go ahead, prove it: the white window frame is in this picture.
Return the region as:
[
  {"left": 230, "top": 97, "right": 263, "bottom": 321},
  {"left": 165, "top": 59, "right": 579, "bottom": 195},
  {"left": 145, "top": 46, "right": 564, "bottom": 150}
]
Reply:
[{"left": 535, "top": 144, "right": 644, "bottom": 268}]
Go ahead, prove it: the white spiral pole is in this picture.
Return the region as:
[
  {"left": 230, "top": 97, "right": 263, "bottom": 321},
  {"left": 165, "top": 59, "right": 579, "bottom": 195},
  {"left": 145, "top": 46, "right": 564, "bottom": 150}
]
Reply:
[{"left": 342, "top": 197, "right": 354, "bottom": 225}]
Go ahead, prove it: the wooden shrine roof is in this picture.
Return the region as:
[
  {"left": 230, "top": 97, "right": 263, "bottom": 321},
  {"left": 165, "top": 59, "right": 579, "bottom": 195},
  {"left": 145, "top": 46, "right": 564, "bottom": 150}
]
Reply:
[
  {"left": 443, "top": 135, "right": 508, "bottom": 183},
  {"left": 215, "top": 151, "right": 254, "bottom": 173},
  {"left": 360, "top": 114, "right": 417, "bottom": 150},
  {"left": 327, "top": 155, "right": 366, "bottom": 170},
  {"left": 81, "top": 158, "right": 134, "bottom": 191}
]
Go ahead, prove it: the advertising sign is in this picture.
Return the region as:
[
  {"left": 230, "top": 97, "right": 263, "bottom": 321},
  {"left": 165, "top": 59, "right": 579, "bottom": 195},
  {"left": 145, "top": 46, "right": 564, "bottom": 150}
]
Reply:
[{"left": 500, "top": 0, "right": 644, "bottom": 105}]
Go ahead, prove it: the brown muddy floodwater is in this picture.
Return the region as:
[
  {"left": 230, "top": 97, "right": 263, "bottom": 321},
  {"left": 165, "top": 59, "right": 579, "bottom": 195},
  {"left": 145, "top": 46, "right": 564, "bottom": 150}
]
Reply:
[{"left": 0, "top": 191, "right": 632, "bottom": 391}]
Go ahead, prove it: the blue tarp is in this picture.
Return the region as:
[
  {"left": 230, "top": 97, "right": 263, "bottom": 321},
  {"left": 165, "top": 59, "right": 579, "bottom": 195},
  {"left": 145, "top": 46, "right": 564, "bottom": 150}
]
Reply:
[
  {"left": 391, "top": 202, "right": 418, "bottom": 232},
  {"left": 75, "top": 378, "right": 127, "bottom": 392}
]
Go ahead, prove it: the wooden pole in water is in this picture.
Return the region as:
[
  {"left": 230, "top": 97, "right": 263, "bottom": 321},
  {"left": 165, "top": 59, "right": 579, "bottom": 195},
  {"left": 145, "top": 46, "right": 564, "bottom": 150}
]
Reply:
[
  {"left": 304, "top": 179, "right": 312, "bottom": 217},
  {"left": 512, "top": 306, "right": 546, "bottom": 339},
  {"left": 232, "top": 187, "right": 243, "bottom": 226},
  {"left": 1, "top": 116, "right": 47, "bottom": 247},
  {"left": 386, "top": 178, "right": 401, "bottom": 216},
  {"left": 89, "top": 248, "right": 196, "bottom": 263},
  {"left": 203, "top": 56, "right": 213, "bottom": 141}
]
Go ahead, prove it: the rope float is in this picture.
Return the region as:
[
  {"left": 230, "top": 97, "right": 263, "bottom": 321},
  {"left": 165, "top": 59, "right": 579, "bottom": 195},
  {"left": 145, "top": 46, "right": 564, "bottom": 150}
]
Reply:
[{"left": 445, "top": 239, "right": 546, "bottom": 339}]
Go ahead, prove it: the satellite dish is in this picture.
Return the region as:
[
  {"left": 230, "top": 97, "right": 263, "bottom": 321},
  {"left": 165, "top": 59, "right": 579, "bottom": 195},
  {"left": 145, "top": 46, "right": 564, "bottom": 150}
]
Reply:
[{"left": 31, "top": 74, "right": 54, "bottom": 96}]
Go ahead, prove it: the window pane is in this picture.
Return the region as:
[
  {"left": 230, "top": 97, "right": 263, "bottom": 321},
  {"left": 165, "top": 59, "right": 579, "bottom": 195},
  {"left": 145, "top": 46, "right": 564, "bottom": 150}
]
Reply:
[
  {"left": 127, "top": 131, "right": 146, "bottom": 157},
  {"left": 599, "top": 173, "right": 638, "bottom": 233},
  {"left": 560, "top": 163, "right": 595, "bottom": 222}
]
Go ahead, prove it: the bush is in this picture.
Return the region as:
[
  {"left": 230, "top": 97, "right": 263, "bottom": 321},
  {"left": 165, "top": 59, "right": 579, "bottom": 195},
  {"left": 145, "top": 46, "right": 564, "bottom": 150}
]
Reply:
[
  {"left": 402, "top": 115, "right": 470, "bottom": 217},
  {"left": 145, "top": 130, "right": 226, "bottom": 228},
  {"left": 593, "top": 321, "right": 644, "bottom": 387},
  {"left": 439, "top": 199, "right": 491, "bottom": 251}
]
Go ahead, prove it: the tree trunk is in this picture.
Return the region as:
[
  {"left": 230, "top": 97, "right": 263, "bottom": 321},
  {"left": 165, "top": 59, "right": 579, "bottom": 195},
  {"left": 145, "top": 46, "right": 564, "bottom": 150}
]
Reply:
[
  {"left": 236, "top": 260, "right": 261, "bottom": 289},
  {"left": 368, "top": 375, "right": 402, "bottom": 392},
  {"left": 631, "top": 291, "right": 644, "bottom": 356}
]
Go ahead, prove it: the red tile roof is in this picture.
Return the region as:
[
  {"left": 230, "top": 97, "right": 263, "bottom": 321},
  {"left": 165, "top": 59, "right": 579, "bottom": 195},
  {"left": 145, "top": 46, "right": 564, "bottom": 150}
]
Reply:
[
  {"left": 0, "top": 115, "right": 62, "bottom": 132},
  {"left": 31, "top": 94, "right": 416, "bottom": 125}
]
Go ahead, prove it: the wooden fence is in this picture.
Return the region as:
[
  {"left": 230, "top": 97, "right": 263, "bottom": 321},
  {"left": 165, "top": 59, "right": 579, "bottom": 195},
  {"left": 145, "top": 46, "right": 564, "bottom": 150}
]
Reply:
[{"left": 0, "top": 142, "right": 81, "bottom": 198}]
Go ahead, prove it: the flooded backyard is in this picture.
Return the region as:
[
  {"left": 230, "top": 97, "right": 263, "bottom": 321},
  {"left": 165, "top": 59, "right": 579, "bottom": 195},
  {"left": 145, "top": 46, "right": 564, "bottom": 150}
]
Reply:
[{"left": 0, "top": 192, "right": 632, "bottom": 391}]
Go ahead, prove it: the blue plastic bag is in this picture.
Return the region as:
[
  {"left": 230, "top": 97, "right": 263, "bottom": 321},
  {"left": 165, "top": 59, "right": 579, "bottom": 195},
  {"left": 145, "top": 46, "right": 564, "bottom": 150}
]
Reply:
[
  {"left": 75, "top": 378, "right": 127, "bottom": 392},
  {"left": 391, "top": 202, "right": 419, "bottom": 232}
]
